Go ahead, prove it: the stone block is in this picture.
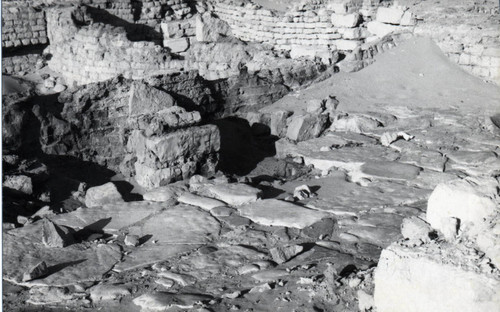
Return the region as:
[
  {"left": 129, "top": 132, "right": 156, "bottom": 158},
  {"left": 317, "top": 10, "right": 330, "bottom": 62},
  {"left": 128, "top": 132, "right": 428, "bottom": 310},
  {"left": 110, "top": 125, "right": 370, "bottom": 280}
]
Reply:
[
  {"left": 367, "top": 21, "right": 400, "bottom": 38},
  {"left": 426, "top": 178, "right": 498, "bottom": 238},
  {"left": 196, "top": 12, "right": 231, "bottom": 42},
  {"left": 374, "top": 243, "right": 500, "bottom": 312},
  {"left": 331, "top": 13, "right": 360, "bottom": 28},
  {"left": 376, "top": 7, "right": 405, "bottom": 25},
  {"left": 334, "top": 39, "right": 362, "bottom": 51},
  {"left": 163, "top": 37, "right": 190, "bottom": 53},
  {"left": 85, "top": 182, "right": 125, "bottom": 208},
  {"left": 286, "top": 113, "right": 329, "bottom": 142}
]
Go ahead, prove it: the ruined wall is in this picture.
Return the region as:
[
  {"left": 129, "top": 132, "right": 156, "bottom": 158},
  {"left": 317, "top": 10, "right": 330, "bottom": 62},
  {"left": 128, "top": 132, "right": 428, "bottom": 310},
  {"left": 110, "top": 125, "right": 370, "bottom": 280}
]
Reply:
[
  {"left": 45, "top": 24, "right": 184, "bottom": 86},
  {"left": 1, "top": 4, "right": 48, "bottom": 48}
]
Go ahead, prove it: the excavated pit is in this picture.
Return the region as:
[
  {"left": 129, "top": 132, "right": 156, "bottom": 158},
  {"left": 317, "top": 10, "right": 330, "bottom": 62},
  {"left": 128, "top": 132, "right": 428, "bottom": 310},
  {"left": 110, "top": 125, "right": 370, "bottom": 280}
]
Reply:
[{"left": 2, "top": 0, "right": 500, "bottom": 311}]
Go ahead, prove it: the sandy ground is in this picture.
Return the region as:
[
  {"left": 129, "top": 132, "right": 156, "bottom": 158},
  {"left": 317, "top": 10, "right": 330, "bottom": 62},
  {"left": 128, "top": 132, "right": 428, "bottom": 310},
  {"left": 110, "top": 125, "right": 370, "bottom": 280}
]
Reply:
[{"left": 263, "top": 37, "right": 500, "bottom": 116}]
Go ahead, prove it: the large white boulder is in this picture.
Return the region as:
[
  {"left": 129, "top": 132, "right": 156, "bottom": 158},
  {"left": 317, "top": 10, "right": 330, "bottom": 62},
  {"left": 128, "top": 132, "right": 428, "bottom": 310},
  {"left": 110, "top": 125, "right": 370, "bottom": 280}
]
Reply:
[
  {"left": 374, "top": 242, "right": 500, "bottom": 312},
  {"left": 426, "top": 178, "right": 498, "bottom": 238},
  {"left": 85, "top": 182, "right": 124, "bottom": 208}
]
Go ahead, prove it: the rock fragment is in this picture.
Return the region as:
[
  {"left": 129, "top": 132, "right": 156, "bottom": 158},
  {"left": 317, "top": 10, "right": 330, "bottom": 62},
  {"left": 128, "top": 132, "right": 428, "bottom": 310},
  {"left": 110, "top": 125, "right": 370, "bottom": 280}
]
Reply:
[
  {"left": 293, "top": 184, "right": 313, "bottom": 200},
  {"left": 133, "top": 292, "right": 212, "bottom": 310},
  {"left": 3, "top": 175, "right": 33, "bottom": 195},
  {"left": 85, "top": 182, "right": 124, "bottom": 208},
  {"left": 22, "top": 261, "right": 48, "bottom": 282},
  {"left": 42, "top": 219, "right": 74, "bottom": 248},
  {"left": 400, "top": 216, "right": 433, "bottom": 243},
  {"left": 269, "top": 245, "right": 304, "bottom": 264},
  {"left": 89, "top": 284, "right": 131, "bottom": 303},
  {"left": 124, "top": 235, "right": 140, "bottom": 247}
]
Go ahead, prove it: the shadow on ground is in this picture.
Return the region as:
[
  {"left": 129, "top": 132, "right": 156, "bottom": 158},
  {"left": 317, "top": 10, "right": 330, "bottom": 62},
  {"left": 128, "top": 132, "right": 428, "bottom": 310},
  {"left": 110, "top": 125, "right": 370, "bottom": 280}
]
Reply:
[{"left": 211, "top": 117, "right": 279, "bottom": 176}]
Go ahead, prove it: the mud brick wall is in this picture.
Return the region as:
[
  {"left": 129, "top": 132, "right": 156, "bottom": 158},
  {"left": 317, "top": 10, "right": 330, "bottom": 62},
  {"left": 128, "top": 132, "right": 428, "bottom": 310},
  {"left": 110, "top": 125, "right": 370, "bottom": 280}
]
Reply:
[
  {"left": 2, "top": 54, "right": 43, "bottom": 74},
  {"left": 212, "top": 1, "right": 383, "bottom": 53},
  {"left": 46, "top": 24, "right": 191, "bottom": 86},
  {"left": 1, "top": 4, "right": 47, "bottom": 48}
]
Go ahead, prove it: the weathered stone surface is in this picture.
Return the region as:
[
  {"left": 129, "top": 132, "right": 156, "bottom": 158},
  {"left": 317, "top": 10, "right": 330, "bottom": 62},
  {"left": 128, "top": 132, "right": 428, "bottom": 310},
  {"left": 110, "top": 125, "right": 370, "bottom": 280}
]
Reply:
[
  {"left": 401, "top": 216, "right": 433, "bottom": 242},
  {"left": 330, "top": 114, "right": 381, "bottom": 133},
  {"left": 131, "top": 125, "right": 220, "bottom": 189},
  {"left": 128, "top": 81, "right": 176, "bottom": 117},
  {"left": 127, "top": 205, "right": 220, "bottom": 244},
  {"left": 376, "top": 7, "right": 405, "bottom": 25},
  {"left": 196, "top": 12, "right": 231, "bottom": 42},
  {"left": 163, "top": 37, "right": 190, "bottom": 53},
  {"left": 269, "top": 245, "right": 304, "bottom": 264},
  {"left": 201, "top": 183, "right": 262, "bottom": 206},
  {"left": 3, "top": 175, "right": 33, "bottom": 194},
  {"left": 331, "top": 13, "right": 360, "bottom": 28},
  {"left": 114, "top": 244, "right": 198, "bottom": 273},
  {"left": 360, "top": 161, "right": 422, "bottom": 181},
  {"left": 427, "top": 178, "right": 498, "bottom": 238},
  {"left": 85, "top": 182, "right": 124, "bottom": 208},
  {"left": 142, "top": 183, "right": 188, "bottom": 202},
  {"left": 178, "top": 193, "right": 226, "bottom": 210},
  {"left": 124, "top": 235, "right": 140, "bottom": 247},
  {"left": 238, "top": 199, "right": 330, "bottom": 229},
  {"left": 374, "top": 243, "right": 500, "bottom": 312},
  {"left": 302, "top": 218, "right": 338, "bottom": 240},
  {"left": 367, "top": 21, "right": 400, "bottom": 37},
  {"left": 133, "top": 292, "right": 212, "bottom": 310},
  {"left": 3, "top": 227, "right": 121, "bottom": 286},
  {"left": 276, "top": 137, "right": 399, "bottom": 174},
  {"left": 286, "top": 113, "right": 329, "bottom": 142},
  {"left": 22, "top": 261, "right": 48, "bottom": 282},
  {"left": 42, "top": 219, "right": 75, "bottom": 248},
  {"left": 89, "top": 284, "right": 131, "bottom": 303},
  {"left": 49, "top": 201, "right": 165, "bottom": 233}
]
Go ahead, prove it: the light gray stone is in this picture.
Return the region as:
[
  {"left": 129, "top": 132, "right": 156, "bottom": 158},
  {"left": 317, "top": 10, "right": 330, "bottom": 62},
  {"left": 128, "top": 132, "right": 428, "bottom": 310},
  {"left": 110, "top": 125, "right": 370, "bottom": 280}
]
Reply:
[
  {"left": 238, "top": 199, "right": 330, "bottom": 229},
  {"left": 85, "top": 182, "right": 124, "bottom": 208}
]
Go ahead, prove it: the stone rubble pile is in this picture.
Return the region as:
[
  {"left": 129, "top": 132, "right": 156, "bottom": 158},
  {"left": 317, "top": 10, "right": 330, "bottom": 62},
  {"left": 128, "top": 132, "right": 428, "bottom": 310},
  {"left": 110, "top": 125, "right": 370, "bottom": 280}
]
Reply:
[{"left": 374, "top": 177, "right": 500, "bottom": 312}]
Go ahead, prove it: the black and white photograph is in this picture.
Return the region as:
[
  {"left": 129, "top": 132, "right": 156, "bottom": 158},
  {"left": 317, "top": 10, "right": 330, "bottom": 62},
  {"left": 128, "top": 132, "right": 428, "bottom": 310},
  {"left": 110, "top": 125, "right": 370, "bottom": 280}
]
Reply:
[{"left": 1, "top": 0, "right": 499, "bottom": 311}]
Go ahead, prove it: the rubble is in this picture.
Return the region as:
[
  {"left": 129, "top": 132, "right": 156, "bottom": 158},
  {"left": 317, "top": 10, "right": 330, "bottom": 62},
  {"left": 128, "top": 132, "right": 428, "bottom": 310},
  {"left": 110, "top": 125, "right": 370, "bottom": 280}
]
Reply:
[{"left": 2, "top": 0, "right": 500, "bottom": 311}]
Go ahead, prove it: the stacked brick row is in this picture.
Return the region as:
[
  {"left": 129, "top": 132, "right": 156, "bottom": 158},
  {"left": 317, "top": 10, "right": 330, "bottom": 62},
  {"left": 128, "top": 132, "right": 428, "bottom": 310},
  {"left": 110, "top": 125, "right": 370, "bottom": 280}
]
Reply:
[
  {"left": 1, "top": 4, "right": 47, "bottom": 48},
  {"left": 46, "top": 24, "right": 190, "bottom": 85},
  {"left": 2, "top": 54, "right": 43, "bottom": 74},
  {"left": 213, "top": 2, "right": 370, "bottom": 53}
]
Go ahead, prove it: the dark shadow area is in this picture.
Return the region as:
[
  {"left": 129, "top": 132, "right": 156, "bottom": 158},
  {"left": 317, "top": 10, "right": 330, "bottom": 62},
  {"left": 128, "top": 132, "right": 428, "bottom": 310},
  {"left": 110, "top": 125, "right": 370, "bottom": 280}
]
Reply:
[
  {"left": 46, "top": 259, "right": 87, "bottom": 276},
  {"left": 211, "top": 117, "right": 278, "bottom": 176},
  {"left": 2, "top": 44, "right": 49, "bottom": 58},
  {"left": 113, "top": 180, "right": 143, "bottom": 202},
  {"left": 309, "top": 185, "right": 321, "bottom": 194},
  {"left": 338, "top": 264, "right": 358, "bottom": 278},
  {"left": 85, "top": 6, "right": 162, "bottom": 43},
  {"left": 139, "top": 234, "right": 153, "bottom": 245},
  {"left": 74, "top": 217, "right": 112, "bottom": 242},
  {"left": 254, "top": 184, "right": 285, "bottom": 199}
]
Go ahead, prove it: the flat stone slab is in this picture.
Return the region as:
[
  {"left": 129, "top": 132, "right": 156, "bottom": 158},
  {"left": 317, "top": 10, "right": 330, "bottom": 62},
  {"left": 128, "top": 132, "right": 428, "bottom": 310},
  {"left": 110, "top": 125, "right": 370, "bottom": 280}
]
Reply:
[
  {"left": 127, "top": 204, "right": 220, "bottom": 244},
  {"left": 3, "top": 226, "right": 121, "bottom": 287},
  {"left": 133, "top": 292, "right": 213, "bottom": 311},
  {"left": 276, "top": 137, "right": 399, "bottom": 172},
  {"left": 361, "top": 161, "right": 422, "bottom": 181},
  {"left": 201, "top": 183, "right": 262, "bottom": 206},
  {"left": 237, "top": 199, "right": 330, "bottom": 229},
  {"left": 113, "top": 243, "right": 199, "bottom": 272},
  {"left": 178, "top": 193, "right": 226, "bottom": 210},
  {"left": 48, "top": 201, "right": 166, "bottom": 233},
  {"left": 279, "top": 174, "right": 430, "bottom": 217}
]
